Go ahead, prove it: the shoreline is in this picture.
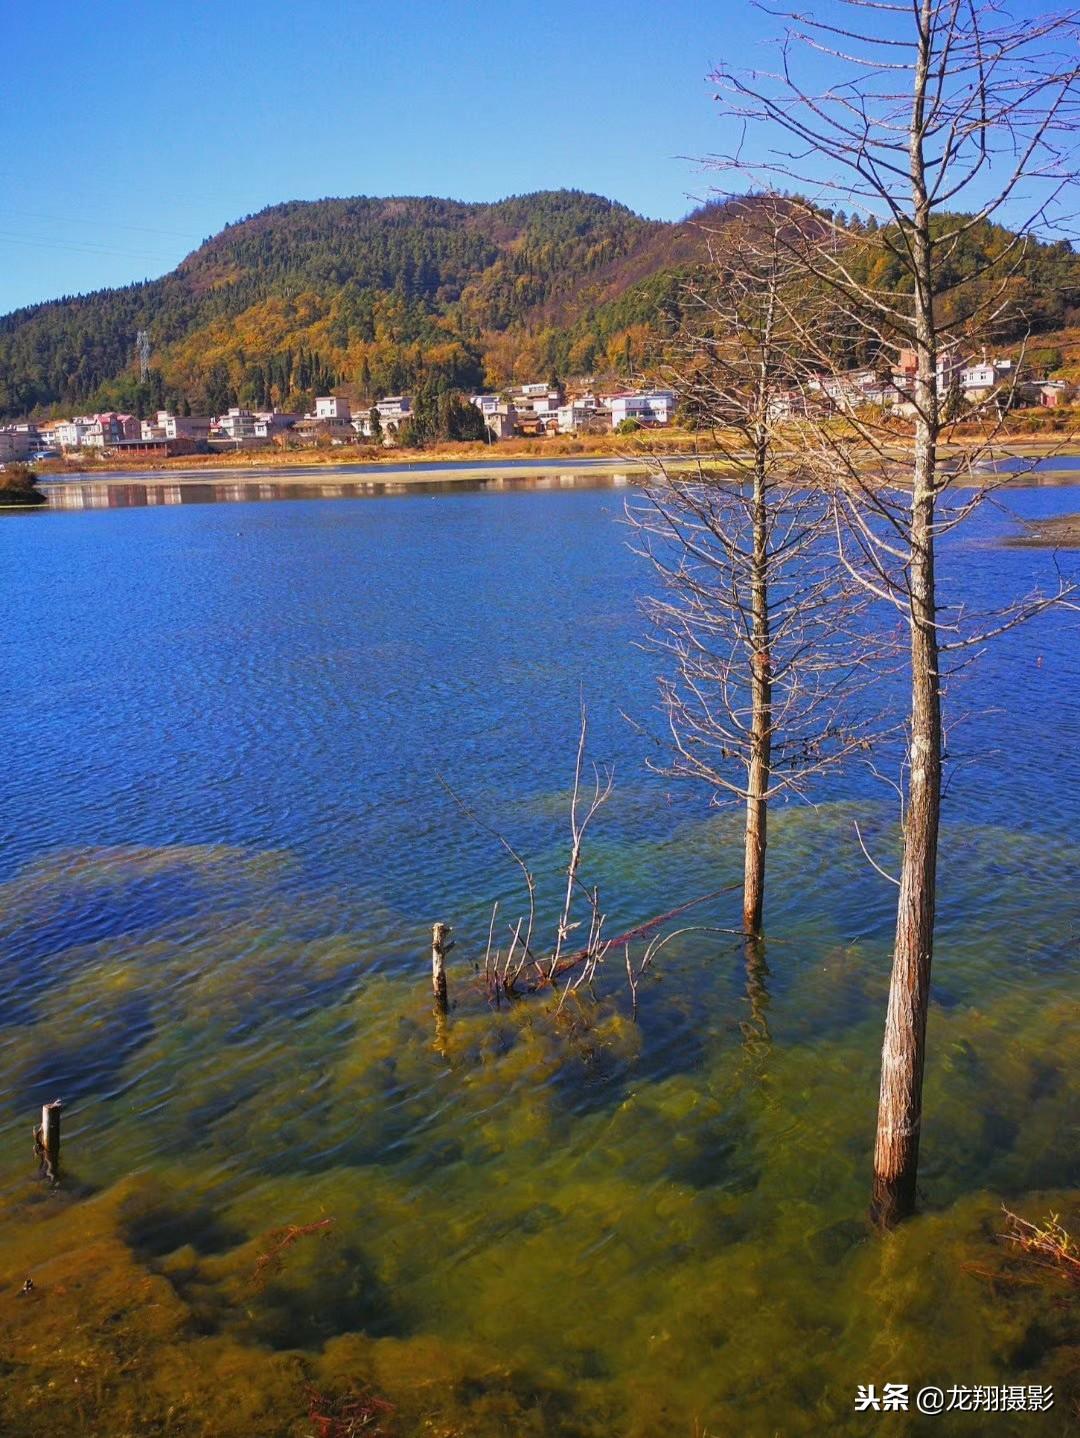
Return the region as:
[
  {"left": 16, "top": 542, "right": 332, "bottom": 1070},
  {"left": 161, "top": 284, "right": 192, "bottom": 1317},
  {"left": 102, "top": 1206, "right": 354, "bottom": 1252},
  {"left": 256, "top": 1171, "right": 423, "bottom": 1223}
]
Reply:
[
  {"left": 30, "top": 430, "right": 1080, "bottom": 489},
  {"left": 1002, "top": 513, "right": 1080, "bottom": 547},
  {"left": 38, "top": 454, "right": 716, "bottom": 489},
  {"left": 33, "top": 438, "right": 1080, "bottom": 494}
]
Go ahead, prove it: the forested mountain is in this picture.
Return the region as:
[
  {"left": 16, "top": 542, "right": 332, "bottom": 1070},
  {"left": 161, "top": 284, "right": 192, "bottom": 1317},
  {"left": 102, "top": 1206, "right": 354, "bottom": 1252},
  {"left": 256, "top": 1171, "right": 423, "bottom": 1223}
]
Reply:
[{"left": 1, "top": 190, "right": 1077, "bottom": 420}]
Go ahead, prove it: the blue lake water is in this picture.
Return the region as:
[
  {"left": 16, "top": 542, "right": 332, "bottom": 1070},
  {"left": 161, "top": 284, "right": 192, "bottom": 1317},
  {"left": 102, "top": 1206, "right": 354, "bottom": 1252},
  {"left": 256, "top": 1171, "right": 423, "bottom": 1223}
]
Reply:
[{"left": 0, "top": 477, "right": 1077, "bottom": 1436}]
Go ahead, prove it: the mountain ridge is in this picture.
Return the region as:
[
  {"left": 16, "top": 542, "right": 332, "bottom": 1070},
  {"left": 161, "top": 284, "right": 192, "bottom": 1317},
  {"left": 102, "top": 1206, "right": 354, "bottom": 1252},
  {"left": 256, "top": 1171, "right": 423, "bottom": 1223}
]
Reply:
[{"left": 1, "top": 189, "right": 1076, "bottom": 420}]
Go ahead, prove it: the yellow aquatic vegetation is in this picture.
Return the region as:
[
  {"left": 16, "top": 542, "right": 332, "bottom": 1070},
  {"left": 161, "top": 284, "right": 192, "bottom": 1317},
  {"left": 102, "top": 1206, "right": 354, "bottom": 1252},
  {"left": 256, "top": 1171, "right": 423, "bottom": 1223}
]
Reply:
[{"left": 0, "top": 831, "right": 1077, "bottom": 1435}]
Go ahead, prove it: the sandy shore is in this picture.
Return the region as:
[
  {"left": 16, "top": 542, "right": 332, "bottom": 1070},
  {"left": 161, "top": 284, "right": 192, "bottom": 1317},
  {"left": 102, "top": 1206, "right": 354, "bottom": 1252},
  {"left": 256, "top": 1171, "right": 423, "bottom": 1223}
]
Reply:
[
  {"left": 1003, "top": 513, "right": 1080, "bottom": 547},
  {"left": 38, "top": 454, "right": 726, "bottom": 489}
]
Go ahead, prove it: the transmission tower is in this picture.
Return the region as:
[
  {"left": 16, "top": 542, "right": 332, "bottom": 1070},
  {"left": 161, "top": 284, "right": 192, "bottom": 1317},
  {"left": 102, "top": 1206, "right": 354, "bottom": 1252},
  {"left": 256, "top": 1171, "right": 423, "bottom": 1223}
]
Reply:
[{"left": 136, "top": 330, "right": 151, "bottom": 382}]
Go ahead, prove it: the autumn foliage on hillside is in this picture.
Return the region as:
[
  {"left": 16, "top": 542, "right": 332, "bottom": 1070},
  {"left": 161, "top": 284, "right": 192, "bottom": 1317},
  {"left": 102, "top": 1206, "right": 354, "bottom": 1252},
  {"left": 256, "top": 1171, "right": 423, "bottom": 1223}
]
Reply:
[{"left": 1, "top": 190, "right": 1077, "bottom": 421}]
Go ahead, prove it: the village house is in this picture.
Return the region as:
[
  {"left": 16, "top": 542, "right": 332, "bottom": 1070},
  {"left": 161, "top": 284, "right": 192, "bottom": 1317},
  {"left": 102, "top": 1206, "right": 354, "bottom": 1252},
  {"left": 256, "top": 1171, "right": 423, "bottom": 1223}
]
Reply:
[
  {"left": 113, "top": 436, "right": 201, "bottom": 458},
  {"left": 813, "top": 367, "right": 885, "bottom": 408},
  {"left": 313, "top": 396, "right": 351, "bottom": 425},
  {"left": 35, "top": 421, "right": 64, "bottom": 451},
  {"left": 506, "top": 383, "right": 563, "bottom": 432},
  {"left": 603, "top": 390, "right": 675, "bottom": 429},
  {"left": 0, "top": 424, "right": 42, "bottom": 461},
  {"left": 208, "top": 407, "right": 298, "bottom": 447},
  {"left": 254, "top": 410, "right": 299, "bottom": 438},
  {"left": 892, "top": 348, "right": 965, "bottom": 394},
  {"left": 214, "top": 407, "right": 260, "bottom": 442},
  {"left": 292, "top": 396, "right": 354, "bottom": 444},
  {"left": 51, "top": 418, "right": 95, "bottom": 449},
  {"left": 766, "top": 386, "right": 823, "bottom": 423},
  {"left": 362, "top": 395, "right": 413, "bottom": 437},
  {"left": 1025, "top": 379, "right": 1068, "bottom": 407},
  {"left": 141, "top": 411, "right": 212, "bottom": 443},
  {"left": 376, "top": 396, "right": 412, "bottom": 426},
  {"left": 350, "top": 395, "right": 412, "bottom": 439},
  {"left": 959, "top": 357, "right": 1015, "bottom": 399},
  {"left": 468, "top": 394, "right": 518, "bottom": 440},
  {"left": 81, "top": 412, "right": 141, "bottom": 447},
  {"left": 556, "top": 395, "right": 601, "bottom": 433}
]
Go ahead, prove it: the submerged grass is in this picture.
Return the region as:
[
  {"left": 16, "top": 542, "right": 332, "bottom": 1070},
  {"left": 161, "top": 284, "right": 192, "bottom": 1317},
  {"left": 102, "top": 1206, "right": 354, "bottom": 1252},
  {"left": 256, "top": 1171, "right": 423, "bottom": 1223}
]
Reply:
[{"left": 0, "top": 826, "right": 1077, "bottom": 1436}]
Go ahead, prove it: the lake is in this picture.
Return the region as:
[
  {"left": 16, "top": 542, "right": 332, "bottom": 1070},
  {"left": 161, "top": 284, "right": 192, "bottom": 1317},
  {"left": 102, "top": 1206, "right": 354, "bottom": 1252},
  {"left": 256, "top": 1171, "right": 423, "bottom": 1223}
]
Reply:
[{"left": 1, "top": 476, "right": 1077, "bottom": 1436}]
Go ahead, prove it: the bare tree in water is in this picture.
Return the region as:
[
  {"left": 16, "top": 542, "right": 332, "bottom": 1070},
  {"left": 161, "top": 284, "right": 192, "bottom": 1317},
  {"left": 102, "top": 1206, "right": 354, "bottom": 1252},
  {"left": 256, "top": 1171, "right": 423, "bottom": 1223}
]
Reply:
[
  {"left": 708, "top": 0, "right": 1080, "bottom": 1224},
  {"left": 629, "top": 208, "right": 878, "bottom": 938}
]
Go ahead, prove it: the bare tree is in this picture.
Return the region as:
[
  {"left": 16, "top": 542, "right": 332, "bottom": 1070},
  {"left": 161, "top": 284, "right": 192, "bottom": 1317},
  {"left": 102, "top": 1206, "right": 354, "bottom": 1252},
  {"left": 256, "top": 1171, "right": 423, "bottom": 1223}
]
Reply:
[
  {"left": 708, "top": 0, "right": 1080, "bottom": 1224},
  {"left": 629, "top": 209, "right": 878, "bottom": 936}
]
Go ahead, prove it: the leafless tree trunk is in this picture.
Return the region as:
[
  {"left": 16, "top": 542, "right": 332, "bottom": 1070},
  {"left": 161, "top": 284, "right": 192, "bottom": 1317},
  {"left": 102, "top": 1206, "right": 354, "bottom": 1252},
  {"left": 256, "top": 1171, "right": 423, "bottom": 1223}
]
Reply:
[
  {"left": 630, "top": 214, "right": 875, "bottom": 938},
  {"left": 744, "top": 355, "right": 774, "bottom": 935},
  {"left": 709, "top": 0, "right": 1080, "bottom": 1223},
  {"left": 874, "top": 104, "right": 944, "bottom": 1220}
]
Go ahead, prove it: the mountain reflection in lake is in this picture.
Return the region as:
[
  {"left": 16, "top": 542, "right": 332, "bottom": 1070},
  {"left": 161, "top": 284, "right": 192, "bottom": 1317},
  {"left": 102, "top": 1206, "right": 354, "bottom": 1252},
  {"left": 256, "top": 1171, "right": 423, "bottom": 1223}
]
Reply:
[{"left": 0, "top": 484, "right": 1077, "bottom": 1437}]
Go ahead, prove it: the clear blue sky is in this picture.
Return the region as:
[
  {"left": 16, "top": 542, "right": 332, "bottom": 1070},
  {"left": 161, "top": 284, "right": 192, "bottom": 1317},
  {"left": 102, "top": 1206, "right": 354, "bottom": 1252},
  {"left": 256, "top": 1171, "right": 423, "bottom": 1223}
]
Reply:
[
  {"left": 4, "top": 1, "right": 1066, "bottom": 316},
  {"left": 0, "top": 0, "right": 757, "bottom": 315}
]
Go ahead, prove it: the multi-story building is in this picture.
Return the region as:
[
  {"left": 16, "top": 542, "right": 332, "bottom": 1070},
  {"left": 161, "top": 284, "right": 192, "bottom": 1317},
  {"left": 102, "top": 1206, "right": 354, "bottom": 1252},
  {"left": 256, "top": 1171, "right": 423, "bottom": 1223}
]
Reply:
[
  {"left": 470, "top": 393, "right": 502, "bottom": 418},
  {"left": 604, "top": 390, "right": 676, "bottom": 429},
  {"left": 339, "top": 394, "right": 411, "bottom": 441},
  {"left": 313, "top": 396, "right": 351, "bottom": 424},
  {"left": 767, "top": 387, "right": 822, "bottom": 422},
  {"left": 52, "top": 418, "right": 95, "bottom": 449},
  {"left": 254, "top": 410, "right": 298, "bottom": 438},
  {"left": 810, "top": 368, "right": 905, "bottom": 411},
  {"left": 215, "top": 407, "right": 259, "bottom": 442},
  {"left": 211, "top": 407, "right": 298, "bottom": 446},
  {"left": 35, "top": 422, "right": 64, "bottom": 452},
  {"left": 0, "top": 424, "right": 41, "bottom": 461},
  {"left": 960, "top": 358, "right": 1014, "bottom": 397},
  {"left": 893, "top": 348, "right": 965, "bottom": 393},
  {"left": 484, "top": 402, "right": 518, "bottom": 440},
  {"left": 141, "top": 411, "right": 212, "bottom": 443},
  {"left": 471, "top": 392, "right": 528, "bottom": 438},
  {"left": 509, "top": 384, "right": 563, "bottom": 426},
  {"left": 556, "top": 396, "right": 600, "bottom": 433},
  {"left": 376, "top": 395, "right": 412, "bottom": 427},
  {"left": 350, "top": 395, "right": 413, "bottom": 440},
  {"left": 80, "top": 412, "right": 141, "bottom": 447}
]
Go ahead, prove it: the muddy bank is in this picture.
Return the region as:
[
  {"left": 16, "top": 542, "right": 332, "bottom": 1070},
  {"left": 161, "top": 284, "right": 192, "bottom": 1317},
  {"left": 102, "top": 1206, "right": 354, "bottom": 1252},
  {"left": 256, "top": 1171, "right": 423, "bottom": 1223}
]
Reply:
[{"left": 1004, "top": 513, "right": 1080, "bottom": 547}]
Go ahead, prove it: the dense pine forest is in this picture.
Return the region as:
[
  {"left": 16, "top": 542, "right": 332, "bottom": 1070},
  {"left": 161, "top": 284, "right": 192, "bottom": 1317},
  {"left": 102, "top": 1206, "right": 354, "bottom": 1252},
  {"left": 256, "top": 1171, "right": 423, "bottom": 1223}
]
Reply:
[{"left": 1, "top": 189, "right": 1077, "bottom": 420}]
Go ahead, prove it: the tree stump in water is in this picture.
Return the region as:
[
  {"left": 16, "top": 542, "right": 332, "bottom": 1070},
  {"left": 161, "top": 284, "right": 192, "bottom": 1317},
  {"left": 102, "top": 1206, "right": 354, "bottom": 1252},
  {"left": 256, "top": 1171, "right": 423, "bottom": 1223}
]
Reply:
[
  {"left": 33, "top": 1099, "right": 62, "bottom": 1184},
  {"left": 431, "top": 923, "right": 453, "bottom": 1012}
]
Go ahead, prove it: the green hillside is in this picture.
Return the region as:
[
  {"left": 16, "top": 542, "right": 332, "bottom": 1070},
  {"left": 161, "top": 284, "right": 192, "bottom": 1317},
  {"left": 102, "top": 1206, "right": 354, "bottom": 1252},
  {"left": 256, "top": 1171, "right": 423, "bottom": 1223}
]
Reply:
[
  {"left": 0, "top": 191, "right": 703, "bottom": 419},
  {"left": 0, "top": 191, "right": 1076, "bottom": 421}
]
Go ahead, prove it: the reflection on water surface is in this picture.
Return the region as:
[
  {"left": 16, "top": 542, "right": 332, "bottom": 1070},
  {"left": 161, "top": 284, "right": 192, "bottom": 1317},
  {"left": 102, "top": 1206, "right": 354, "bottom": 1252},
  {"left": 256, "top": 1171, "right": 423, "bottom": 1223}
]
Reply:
[{"left": 41, "top": 470, "right": 636, "bottom": 510}]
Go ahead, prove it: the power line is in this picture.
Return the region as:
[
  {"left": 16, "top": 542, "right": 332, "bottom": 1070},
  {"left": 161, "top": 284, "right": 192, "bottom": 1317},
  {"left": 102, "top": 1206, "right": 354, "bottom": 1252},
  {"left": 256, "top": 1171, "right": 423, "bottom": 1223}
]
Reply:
[
  {"left": 0, "top": 231, "right": 175, "bottom": 263},
  {"left": 0, "top": 208, "right": 202, "bottom": 243}
]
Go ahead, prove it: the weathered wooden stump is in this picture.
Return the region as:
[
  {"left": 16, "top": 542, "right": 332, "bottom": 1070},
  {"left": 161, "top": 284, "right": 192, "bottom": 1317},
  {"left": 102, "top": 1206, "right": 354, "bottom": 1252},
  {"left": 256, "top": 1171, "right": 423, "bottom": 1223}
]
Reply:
[
  {"left": 431, "top": 922, "right": 454, "bottom": 1012},
  {"left": 33, "top": 1099, "right": 63, "bottom": 1183}
]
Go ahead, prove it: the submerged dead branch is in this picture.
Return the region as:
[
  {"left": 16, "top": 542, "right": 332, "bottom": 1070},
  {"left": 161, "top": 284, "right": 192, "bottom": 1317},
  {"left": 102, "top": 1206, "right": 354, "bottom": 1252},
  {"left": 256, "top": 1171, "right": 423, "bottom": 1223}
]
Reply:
[
  {"left": 441, "top": 709, "right": 742, "bottom": 1015},
  {"left": 306, "top": 1383, "right": 395, "bottom": 1438},
  {"left": 251, "top": 1217, "right": 335, "bottom": 1289},
  {"left": 1000, "top": 1206, "right": 1080, "bottom": 1286}
]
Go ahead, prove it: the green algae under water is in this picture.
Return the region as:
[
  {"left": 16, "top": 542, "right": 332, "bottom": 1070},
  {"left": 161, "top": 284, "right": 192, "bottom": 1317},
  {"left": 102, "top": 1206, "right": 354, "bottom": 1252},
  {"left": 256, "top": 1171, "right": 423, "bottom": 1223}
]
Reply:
[{"left": 0, "top": 812, "right": 1077, "bottom": 1438}]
